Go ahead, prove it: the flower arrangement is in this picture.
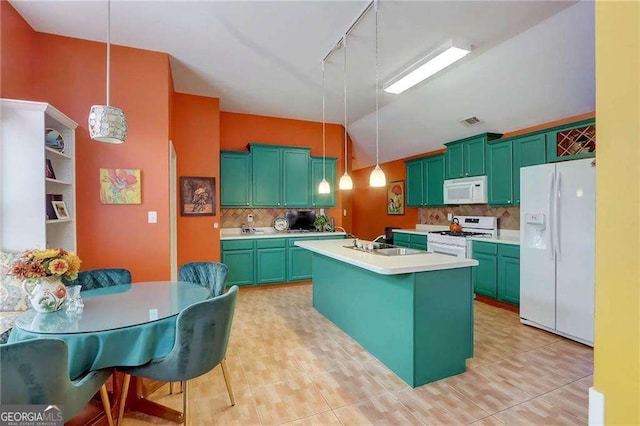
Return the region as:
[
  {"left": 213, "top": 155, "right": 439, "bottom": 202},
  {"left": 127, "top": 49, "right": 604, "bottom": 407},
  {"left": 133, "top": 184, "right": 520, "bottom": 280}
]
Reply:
[{"left": 11, "top": 248, "right": 81, "bottom": 281}]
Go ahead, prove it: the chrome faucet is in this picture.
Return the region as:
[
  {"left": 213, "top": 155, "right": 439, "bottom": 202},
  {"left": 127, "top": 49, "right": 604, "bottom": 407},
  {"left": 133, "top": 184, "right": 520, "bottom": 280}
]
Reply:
[{"left": 372, "top": 234, "right": 386, "bottom": 243}]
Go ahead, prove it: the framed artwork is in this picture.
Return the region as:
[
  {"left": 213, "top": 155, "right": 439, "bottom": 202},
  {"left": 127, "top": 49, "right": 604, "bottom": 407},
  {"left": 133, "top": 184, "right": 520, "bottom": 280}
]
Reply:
[
  {"left": 52, "top": 200, "right": 70, "bottom": 220},
  {"left": 45, "top": 159, "right": 56, "bottom": 179},
  {"left": 100, "top": 169, "right": 142, "bottom": 204},
  {"left": 387, "top": 180, "right": 405, "bottom": 215},
  {"left": 180, "top": 176, "right": 215, "bottom": 216}
]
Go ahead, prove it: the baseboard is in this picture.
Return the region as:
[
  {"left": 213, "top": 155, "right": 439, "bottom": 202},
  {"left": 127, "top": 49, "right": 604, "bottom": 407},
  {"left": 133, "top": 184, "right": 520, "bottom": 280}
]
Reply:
[{"left": 588, "top": 387, "right": 605, "bottom": 425}]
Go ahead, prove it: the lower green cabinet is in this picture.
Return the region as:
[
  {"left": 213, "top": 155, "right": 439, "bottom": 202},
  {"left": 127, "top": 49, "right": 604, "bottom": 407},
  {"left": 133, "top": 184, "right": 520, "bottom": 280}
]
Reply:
[
  {"left": 472, "top": 241, "right": 520, "bottom": 304},
  {"left": 393, "top": 232, "right": 411, "bottom": 248},
  {"left": 222, "top": 235, "right": 344, "bottom": 286},
  {"left": 392, "top": 232, "right": 427, "bottom": 251}
]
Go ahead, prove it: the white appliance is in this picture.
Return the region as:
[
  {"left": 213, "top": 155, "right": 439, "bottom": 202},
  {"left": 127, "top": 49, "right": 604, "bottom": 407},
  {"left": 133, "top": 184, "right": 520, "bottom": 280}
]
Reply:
[
  {"left": 443, "top": 176, "right": 488, "bottom": 204},
  {"left": 520, "top": 158, "right": 595, "bottom": 346},
  {"left": 427, "top": 216, "right": 497, "bottom": 258}
]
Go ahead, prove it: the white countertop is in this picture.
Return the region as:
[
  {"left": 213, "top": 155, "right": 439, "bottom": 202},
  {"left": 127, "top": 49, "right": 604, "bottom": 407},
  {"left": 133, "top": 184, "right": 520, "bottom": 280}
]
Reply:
[
  {"left": 221, "top": 227, "right": 346, "bottom": 240},
  {"left": 393, "top": 225, "right": 520, "bottom": 245},
  {"left": 294, "top": 239, "right": 477, "bottom": 275}
]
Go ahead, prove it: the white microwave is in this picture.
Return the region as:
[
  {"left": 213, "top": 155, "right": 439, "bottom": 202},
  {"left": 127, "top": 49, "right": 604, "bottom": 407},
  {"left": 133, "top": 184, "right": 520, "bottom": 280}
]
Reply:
[{"left": 443, "top": 176, "right": 488, "bottom": 204}]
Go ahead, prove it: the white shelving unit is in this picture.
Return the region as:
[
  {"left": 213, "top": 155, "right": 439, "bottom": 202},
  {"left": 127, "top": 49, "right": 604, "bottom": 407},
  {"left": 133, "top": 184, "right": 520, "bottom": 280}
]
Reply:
[{"left": 1, "top": 99, "right": 78, "bottom": 252}]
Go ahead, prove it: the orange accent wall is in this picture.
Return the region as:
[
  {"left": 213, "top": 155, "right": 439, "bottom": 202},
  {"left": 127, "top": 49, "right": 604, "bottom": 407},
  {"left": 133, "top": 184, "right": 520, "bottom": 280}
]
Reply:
[
  {"left": 220, "top": 112, "right": 352, "bottom": 230},
  {"left": 172, "top": 93, "right": 221, "bottom": 264},
  {"left": 0, "top": 0, "right": 36, "bottom": 100},
  {"left": 351, "top": 159, "right": 419, "bottom": 240},
  {"left": 2, "top": 2, "right": 173, "bottom": 281}
]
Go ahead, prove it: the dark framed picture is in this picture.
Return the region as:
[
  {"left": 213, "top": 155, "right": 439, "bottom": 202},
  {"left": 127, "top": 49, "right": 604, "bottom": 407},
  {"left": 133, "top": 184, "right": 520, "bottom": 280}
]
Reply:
[
  {"left": 45, "top": 159, "right": 56, "bottom": 179},
  {"left": 180, "top": 176, "right": 215, "bottom": 216},
  {"left": 387, "top": 180, "right": 405, "bottom": 215}
]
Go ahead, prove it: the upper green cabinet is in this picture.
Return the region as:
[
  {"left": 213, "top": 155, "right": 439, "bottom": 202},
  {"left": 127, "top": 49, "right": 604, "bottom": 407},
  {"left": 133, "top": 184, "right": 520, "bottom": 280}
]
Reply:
[
  {"left": 220, "top": 151, "right": 252, "bottom": 207},
  {"left": 405, "top": 154, "right": 445, "bottom": 207},
  {"left": 545, "top": 118, "right": 595, "bottom": 163},
  {"left": 310, "top": 157, "right": 337, "bottom": 207},
  {"left": 513, "top": 133, "right": 546, "bottom": 205},
  {"left": 445, "top": 133, "right": 502, "bottom": 179},
  {"left": 250, "top": 144, "right": 310, "bottom": 208}
]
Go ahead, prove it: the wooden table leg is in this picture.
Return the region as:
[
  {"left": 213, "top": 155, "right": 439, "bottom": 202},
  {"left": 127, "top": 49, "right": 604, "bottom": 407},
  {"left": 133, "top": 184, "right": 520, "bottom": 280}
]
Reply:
[{"left": 126, "top": 377, "right": 184, "bottom": 423}]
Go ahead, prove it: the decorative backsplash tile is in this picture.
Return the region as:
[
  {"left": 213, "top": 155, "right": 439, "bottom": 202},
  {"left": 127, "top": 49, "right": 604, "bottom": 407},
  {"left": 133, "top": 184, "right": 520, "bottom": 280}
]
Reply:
[
  {"left": 418, "top": 206, "right": 520, "bottom": 230},
  {"left": 221, "top": 208, "right": 331, "bottom": 228}
]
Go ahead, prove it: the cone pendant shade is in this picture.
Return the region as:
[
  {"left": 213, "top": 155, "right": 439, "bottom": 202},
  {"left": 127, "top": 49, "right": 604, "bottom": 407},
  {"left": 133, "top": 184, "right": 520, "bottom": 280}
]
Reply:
[
  {"left": 318, "top": 178, "right": 330, "bottom": 194},
  {"left": 369, "top": 164, "right": 386, "bottom": 187},
  {"left": 339, "top": 172, "right": 353, "bottom": 190}
]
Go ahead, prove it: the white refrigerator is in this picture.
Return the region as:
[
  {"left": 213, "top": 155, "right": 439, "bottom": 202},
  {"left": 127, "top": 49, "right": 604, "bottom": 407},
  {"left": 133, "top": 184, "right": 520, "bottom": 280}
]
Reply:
[{"left": 520, "top": 158, "right": 595, "bottom": 346}]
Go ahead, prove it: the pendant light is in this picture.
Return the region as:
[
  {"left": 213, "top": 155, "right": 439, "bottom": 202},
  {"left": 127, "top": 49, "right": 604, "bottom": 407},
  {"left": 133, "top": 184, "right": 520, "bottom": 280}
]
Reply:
[
  {"left": 369, "top": 0, "right": 386, "bottom": 187},
  {"left": 318, "top": 61, "right": 331, "bottom": 195},
  {"left": 339, "top": 34, "right": 353, "bottom": 191},
  {"left": 88, "top": 0, "right": 128, "bottom": 144}
]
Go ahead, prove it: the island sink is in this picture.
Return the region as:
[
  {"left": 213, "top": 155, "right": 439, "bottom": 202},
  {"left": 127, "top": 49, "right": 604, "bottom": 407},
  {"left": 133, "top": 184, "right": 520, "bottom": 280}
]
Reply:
[{"left": 343, "top": 244, "right": 425, "bottom": 256}]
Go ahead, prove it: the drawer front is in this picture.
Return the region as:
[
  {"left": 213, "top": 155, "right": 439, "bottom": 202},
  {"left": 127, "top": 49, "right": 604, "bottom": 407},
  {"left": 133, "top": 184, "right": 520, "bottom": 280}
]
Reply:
[
  {"left": 256, "top": 238, "right": 287, "bottom": 249},
  {"left": 222, "top": 239, "right": 255, "bottom": 251},
  {"left": 409, "top": 234, "right": 428, "bottom": 245},
  {"left": 472, "top": 241, "right": 497, "bottom": 255},
  {"left": 393, "top": 232, "right": 411, "bottom": 243},
  {"left": 498, "top": 244, "right": 520, "bottom": 259}
]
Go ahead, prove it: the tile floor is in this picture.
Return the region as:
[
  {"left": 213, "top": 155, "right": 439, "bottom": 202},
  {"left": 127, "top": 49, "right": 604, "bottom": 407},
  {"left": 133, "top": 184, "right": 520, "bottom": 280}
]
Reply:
[{"left": 124, "top": 283, "right": 593, "bottom": 425}]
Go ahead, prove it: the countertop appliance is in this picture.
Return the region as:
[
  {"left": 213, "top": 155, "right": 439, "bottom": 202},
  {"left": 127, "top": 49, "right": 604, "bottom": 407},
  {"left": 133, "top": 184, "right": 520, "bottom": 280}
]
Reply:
[
  {"left": 427, "top": 216, "right": 497, "bottom": 258},
  {"left": 443, "top": 176, "right": 488, "bottom": 204},
  {"left": 285, "top": 210, "right": 316, "bottom": 231},
  {"left": 520, "top": 158, "right": 595, "bottom": 346}
]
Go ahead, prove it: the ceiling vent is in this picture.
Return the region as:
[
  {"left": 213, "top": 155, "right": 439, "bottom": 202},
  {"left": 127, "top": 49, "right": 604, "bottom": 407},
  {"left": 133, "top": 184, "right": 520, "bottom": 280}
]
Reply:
[{"left": 460, "top": 116, "right": 481, "bottom": 127}]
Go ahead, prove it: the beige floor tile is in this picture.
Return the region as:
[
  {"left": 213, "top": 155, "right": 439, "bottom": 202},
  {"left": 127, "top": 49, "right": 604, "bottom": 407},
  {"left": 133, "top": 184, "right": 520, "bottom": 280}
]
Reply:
[
  {"left": 252, "top": 376, "right": 331, "bottom": 426},
  {"left": 242, "top": 351, "right": 308, "bottom": 388},
  {"left": 494, "top": 396, "right": 583, "bottom": 425},
  {"left": 443, "top": 368, "right": 535, "bottom": 414},
  {"left": 519, "top": 340, "right": 593, "bottom": 380},
  {"left": 540, "top": 378, "right": 591, "bottom": 423},
  {"left": 469, "top": 415, "right": 506, "bottom": 425},
  {"left": 293, "top": 340, "right": 358, "bottom": 375},
  {"left": 281, "top": 410, "right": 341, "bottom": 426},
  {"left": 190, "top": 387, "right": 261, "bottom": 426},
  {"left": 333, "top": 393, "right": 423, "bottom": 425},
  {"left": 309, "top": 364, "right": 387, "bottom": 409},
  {"left": 190, "top": 357, "right": 250, "bottom": 396},
  {"left": 394, "top": 381, "right": 489, "bottom": 425},
  {"left": 233, "top": 334, "right": 294, "bottom": 358},
  {"left": 360, "top": 357, "right": 411, "bottom": 392}
]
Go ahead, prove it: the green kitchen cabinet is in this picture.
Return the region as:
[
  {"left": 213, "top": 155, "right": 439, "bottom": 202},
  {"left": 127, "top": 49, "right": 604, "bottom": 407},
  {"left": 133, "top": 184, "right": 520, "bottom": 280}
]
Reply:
[
  {"left": 512, "top": 133, "right": 546, "bottom": 205},
  {"left": 545, "top": 118, "right": 596, "bottom": 163},
  {"left": 472, "top": 240, "right": 520, "bottom": 305},
  {"left": 221, "top": 239, "right": 255, "bottom": 286},
  {"left": 393, "top": 232, "right": 411, "bottom": 248},
  {"left": 409, "top": 234, "right": 428, "bottom": 251},
  {"left": 310, "top": 157, "right": 337, "bottom": 207},
  {"left": 288, "top": 246, "right": 313, "bottom": 281},
  {"left": 251, "top": 145, "right": 282, "bottom": 206},
  {"left": 283, "top": 148, "right": 310, "bottom": 207},
  {"left": 256, "top": 239, "right": 287, "bottom": 284},
  {"left": 486, "top": 142, "right": 514, "bottom": 206},
  {"left": 497, "top": 244, "right": 520, "bottom": 305},
  {"left": 487, "top": 133, "right": 546, "bottom": 206},
  {"left": 445, "top": 133, "right": 502, "bottom": 179},
  {"left": 220, "top": 151, "right": 252, "bottom": 207},
  {"left": 405, "top": 154, "right": 445, "bottom": 207}
]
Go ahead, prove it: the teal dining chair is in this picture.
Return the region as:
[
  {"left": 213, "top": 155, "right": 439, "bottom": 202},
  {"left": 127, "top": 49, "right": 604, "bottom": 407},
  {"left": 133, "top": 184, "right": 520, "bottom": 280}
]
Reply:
[
  {"left": 64, "top": 268, "right": 132, "bottom": 291},
  {"left": 0, "top": 339, "right": 115, "bottom": 425},
  {"left": 179, "top": 262, "right": 228, "bottom": 297},
  {"left": 117, "top": 285, "right": 239, "bottom": 425}
]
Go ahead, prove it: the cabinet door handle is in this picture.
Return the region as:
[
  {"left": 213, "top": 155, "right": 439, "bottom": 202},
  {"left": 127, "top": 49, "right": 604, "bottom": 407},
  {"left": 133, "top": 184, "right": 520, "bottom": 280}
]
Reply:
[{"left": 508, "top": 200, "right": 511, "bottom": 204}]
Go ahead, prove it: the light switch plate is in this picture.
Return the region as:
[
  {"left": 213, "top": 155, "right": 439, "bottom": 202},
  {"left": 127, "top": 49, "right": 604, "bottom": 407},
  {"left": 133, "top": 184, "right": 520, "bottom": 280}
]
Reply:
[{"left": 148, "top": 211, "right": 158, "bottom": 223}]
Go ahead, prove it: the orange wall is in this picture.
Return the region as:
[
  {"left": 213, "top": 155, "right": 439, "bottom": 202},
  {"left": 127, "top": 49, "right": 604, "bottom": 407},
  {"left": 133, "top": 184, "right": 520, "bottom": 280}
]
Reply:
[
  {"left": 2, "top": 1, "right": 173, "bottom": 281},
  {"left": 220, "top": 112, "right": 352, "bottom": 230},
  {"left": 351, "top": 159, "right": 419, "bottom": 240},
  {"left": 172, "top": 93, "right": 221, "bottom": 264}
]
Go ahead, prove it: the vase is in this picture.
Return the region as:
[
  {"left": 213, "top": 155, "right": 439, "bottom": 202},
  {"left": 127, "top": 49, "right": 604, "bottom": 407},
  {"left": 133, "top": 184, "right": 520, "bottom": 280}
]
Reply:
[{"left": 22, "top": 276, "right": 67, "bottom": 313}]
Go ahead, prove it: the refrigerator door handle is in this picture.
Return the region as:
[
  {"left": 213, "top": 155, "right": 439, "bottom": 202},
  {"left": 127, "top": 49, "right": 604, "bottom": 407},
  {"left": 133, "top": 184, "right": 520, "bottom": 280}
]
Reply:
[
  {"left": 549, "top": 172, "right": 555, "bottom": 260},
  {"left": 556, "top": 171, "right": 561, "bottom": 260}
]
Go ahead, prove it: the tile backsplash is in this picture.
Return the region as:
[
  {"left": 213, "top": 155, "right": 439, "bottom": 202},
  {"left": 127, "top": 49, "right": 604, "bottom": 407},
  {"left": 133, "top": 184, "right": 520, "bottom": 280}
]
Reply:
[
  {"left": 221, "top": 208, "right": 332, "bottom": 228},
  {"left": 419, "top": 206, "right": 520, "bottom": 230}
]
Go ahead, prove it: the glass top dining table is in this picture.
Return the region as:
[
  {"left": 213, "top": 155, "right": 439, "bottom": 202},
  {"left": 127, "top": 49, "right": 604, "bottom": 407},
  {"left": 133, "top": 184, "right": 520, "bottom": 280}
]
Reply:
[
  {"left": 9, "top": 281, "right": 210, "bottom": 380},
  {"left": 14, "top": 281, "right": 210, "bottom": 333}
]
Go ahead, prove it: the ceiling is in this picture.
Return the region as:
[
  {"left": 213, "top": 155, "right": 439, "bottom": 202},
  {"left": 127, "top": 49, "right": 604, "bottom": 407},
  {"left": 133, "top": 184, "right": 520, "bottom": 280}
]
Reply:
[{"left": 10, "top": 0, "right": 595, "bottom": 170}]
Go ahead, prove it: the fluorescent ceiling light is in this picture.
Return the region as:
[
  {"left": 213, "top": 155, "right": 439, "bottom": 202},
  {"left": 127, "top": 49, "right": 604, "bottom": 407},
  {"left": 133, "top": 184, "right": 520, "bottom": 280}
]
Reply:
[{"left": 384, "top": 39, "right": 471, "bottom": 95}]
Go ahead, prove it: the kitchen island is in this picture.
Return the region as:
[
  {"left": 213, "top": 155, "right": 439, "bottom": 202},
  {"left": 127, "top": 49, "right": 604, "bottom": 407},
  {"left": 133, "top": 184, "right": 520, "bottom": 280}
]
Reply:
[{"left": 295, "top": 238, "right": 478, "bottom": 387}]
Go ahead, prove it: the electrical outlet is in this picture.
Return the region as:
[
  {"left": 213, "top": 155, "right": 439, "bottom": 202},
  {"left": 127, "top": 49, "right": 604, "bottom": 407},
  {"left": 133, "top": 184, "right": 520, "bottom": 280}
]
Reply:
[
  {"left": 247, "top": 214, "right": 254, "bottom": 223},
  {"left": 148, "top": 211, "right": 158, "bottom": 223},
  {"left": 447, "top": 213, "right": 453, "bottom": 221},
  {"left": 213, "top": 222, "right": 219, "bottom": 229}
]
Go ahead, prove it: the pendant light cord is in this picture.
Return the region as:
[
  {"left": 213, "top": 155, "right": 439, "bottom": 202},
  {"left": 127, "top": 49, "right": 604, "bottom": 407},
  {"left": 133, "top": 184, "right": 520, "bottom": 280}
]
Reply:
[
  {"left": 106, "top": 0, "right": 111, "bottom": 107},
  {"left": 343, "top": 35, "right": 348, "bottom": 172},
  {"left": 322, "top": 61, "right": 326, "bottom": 180},
  {"left": 374, "top": 0, "right": 380, "bottom": 166}
]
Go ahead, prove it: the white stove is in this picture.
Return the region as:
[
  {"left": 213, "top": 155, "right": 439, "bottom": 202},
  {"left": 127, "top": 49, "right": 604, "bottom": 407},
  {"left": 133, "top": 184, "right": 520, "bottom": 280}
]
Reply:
[{"left": 427, "top": 216, "right": 497, "bottom": 258}]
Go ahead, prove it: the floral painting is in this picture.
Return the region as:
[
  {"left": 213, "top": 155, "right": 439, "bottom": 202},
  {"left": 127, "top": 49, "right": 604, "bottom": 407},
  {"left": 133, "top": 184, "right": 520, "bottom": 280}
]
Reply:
[
  {"left": 180, "top": 176, "right": 215, "bottom": 216},
  {"left": 100, "top": 168, "right": 141, "bottom": 204},
  {"left": 387, "top": 180, "right": 405, "bottom": 215}
]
